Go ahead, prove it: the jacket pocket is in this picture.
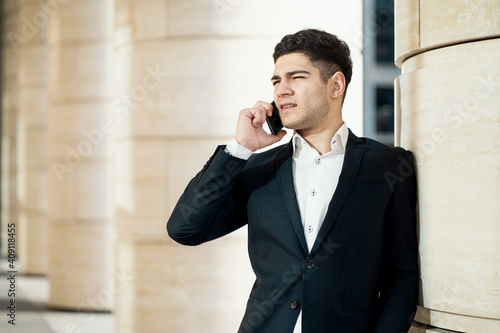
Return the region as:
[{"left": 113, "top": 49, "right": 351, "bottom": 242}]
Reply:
[{"left": 343, "top": 271, "right": 378, "bottom": 314}]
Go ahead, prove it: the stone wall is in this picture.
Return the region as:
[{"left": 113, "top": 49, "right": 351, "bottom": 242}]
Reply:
[{"left": 395, "top": 1, "right": 500, "bottom": 332}]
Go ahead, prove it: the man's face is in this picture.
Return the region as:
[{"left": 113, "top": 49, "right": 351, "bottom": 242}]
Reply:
[{"left": 272, "top": 52, "right": 330, "bottom": 132}]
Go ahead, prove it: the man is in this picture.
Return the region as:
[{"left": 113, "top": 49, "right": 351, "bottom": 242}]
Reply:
[{"left": 167, "top": 29, "right": 418, "bottom": 333}]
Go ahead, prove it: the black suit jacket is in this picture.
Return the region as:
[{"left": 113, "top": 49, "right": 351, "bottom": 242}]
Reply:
[{"left": 167, "top": 130, "right": 418, "bottom": 333}]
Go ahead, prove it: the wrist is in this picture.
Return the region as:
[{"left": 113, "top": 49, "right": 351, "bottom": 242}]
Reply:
[
  {"left": 234, "top": 136, "right": 257, "bottom": 152},
  {"left": 226, "top": 138, "right": 253, "bottom": 160}
]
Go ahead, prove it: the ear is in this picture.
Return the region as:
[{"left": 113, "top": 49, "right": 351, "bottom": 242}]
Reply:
[{"left": 328, "top": 71, "right": 346, "bottom": 100}]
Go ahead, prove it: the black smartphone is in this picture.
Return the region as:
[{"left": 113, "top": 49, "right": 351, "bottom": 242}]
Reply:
[{"left": 266, "top": 101, "right": 283, "bottom": 135}]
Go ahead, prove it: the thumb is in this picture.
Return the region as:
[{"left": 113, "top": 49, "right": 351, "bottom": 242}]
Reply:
[
  {"left": 267, "top": 129, "right": 287, "bottom": 145},
  {"left": 275, "top": 130, "right": 287, "bottom": 141}
]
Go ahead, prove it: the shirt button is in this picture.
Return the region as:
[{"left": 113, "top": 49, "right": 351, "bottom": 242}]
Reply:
[
  {"left": 290, "top": 300, "right": 299, "bottom": 310},
  {"left": 307, "top": 225, "right": 313, "bottom": 233},
  {"left": 310, "top": 189, "right": 317, "bottom": 196},
  {"left": 305, "top": 259, "right": 316, "bottom": 270},
  {"left": 315, "top": 158, "right": 321, "bottom": 165}
]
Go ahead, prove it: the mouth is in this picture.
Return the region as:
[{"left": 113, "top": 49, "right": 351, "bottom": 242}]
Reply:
[{"left": 280, "top": 103, "right": 297, "bottom": 111}]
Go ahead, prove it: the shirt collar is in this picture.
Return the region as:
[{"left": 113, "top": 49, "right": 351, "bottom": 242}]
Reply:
[{"left": 292, "top": 122, "right": 349, "bottom": 158}]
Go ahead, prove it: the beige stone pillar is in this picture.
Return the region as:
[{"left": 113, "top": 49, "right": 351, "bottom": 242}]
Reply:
[
  {"left": 114, "top": 1, "right": 363, "bottom": 332},
  {"left": 395, "top": 1, "right": 500, "bottom": 332},
  {"left": 48, "top": 0, "right": 115, "bottom": 310},
  {"left": 16, "top": 0, "right": 49, "bottom": 275},
  {"left": 1, "top": 1, "right": 20, "bottom": 256}
]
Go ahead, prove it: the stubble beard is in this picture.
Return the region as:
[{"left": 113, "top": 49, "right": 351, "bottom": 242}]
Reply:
[{"left": 284, "top": 92, "right": 331, "bottom": 133}]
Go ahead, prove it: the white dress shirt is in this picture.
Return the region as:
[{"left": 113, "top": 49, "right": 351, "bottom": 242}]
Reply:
[
  {"left": 291, "top": 123, "right": 348, "bottom": 333},
  {"left": 225, "top": 123, "right": 349, "bottom": 333}
]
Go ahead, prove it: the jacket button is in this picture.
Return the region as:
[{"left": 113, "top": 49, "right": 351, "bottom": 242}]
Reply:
[
  {"left": 290, "top": 300, "right": 299, "bottom": 310},
  {"left": 305, "top": 259, "right": 316, "bottom": 270}
]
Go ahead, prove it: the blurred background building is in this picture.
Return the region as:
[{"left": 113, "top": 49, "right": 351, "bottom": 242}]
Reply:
[{"left": 0, "top": 0, "right": 499, "bottom": 332}]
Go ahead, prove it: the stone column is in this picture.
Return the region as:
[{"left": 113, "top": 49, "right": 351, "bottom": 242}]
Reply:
[
  {"left": 113, "top": 1, "right": 363, "bottom": 332},
  {"left": 17, "top": 0, "right": 49, "bottom": 275},
  {"left": 48, "top": 0, "right": 115, "bottom": 310},
  {"left": 395, "top": 1, "right": 500, "bottom": 332},
  {"left": 1, "top": 0, "right": 19, "bottom": 256}
]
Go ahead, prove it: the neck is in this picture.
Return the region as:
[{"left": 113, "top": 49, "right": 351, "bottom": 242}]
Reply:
[{"left": 298, "top": 119, "right": 344, "bottom": 155}]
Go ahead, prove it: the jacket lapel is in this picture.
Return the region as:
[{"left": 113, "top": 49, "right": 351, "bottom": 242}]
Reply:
[
  {"left": 310, "top": 130, "right": 365, "bottom": 254},
  {"left": 275, "top": 142, "right": 309, "bottom": 256}
]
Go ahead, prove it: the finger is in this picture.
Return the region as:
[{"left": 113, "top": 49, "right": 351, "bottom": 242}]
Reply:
[
  {"left": 250, "top": 107, "right": 267, "bottom": 128},
  {"left": 253, "top": 100, "right": 273, "bottom": 116}
]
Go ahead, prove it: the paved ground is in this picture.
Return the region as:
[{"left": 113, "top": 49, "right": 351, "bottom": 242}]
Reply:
[{"left": 0, "top": 256, "right": 114, "bottom": 333}]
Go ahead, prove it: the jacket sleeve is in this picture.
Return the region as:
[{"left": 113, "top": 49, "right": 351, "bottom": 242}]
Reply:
[
  {"left": 373, "top": 150, "right": 419, "bottom": 332},
  {"left": 166, "top": 145, "right": 249, "bottom": 246}
]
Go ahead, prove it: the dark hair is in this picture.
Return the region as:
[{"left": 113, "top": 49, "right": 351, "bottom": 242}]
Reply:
[{"left": 273, "top": 29, "right": 353, "bottom": 98}]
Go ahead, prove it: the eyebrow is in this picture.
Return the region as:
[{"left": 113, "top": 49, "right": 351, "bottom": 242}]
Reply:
[{"left": 271, "top": 70, "right": 312, "bottom": 82}]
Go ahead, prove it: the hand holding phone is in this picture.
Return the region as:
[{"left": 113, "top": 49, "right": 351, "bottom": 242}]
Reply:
[
  {"left": 234, "top": 101, "right": 285, "bottom": 152},
  {"left": 266, "top": 101, "right": 283, "bottom": 135}
]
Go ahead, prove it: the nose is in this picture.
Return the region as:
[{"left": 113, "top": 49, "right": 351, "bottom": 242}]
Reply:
[{"left": 275, "top": 79, "right": 293, "bottom": 98}]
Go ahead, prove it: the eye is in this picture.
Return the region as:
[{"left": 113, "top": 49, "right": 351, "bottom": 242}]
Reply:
[
  {"left": 272, "top": 80, "right": 280, "bottom": 86},
  {"left": 292, "top": 76, "right": 305, "bottom": 80}
]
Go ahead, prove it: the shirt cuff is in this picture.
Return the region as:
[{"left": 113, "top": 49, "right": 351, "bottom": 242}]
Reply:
[{"left": 224, "top": 138, "right": 253, "bottom": 160}]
